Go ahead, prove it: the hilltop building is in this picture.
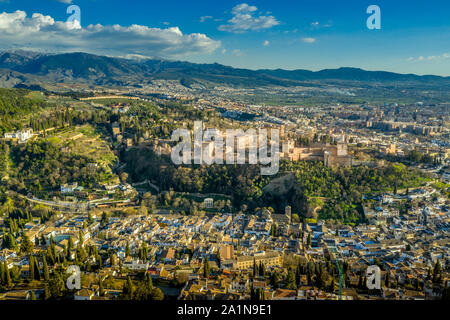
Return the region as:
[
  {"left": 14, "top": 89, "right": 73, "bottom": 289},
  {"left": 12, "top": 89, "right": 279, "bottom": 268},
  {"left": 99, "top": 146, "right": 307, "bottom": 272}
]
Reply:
[
  {"left": 4, "top": 129, "right": 34, "bottom": 143},
  {"left": 281, "top": 139, "right": 352, "bottom": 167}
]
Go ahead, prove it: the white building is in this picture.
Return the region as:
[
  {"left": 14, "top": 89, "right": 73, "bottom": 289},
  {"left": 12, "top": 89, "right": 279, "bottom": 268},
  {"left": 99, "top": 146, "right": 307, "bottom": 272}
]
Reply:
[
  {"left": 203, "top": 198, "right": 214, "bottom": 209},
  {"left": 4, "top": 129, "right": 34, "bottom": 143},
  {"left": 61, "top": 182, "right": 78, "bottom": 194}
]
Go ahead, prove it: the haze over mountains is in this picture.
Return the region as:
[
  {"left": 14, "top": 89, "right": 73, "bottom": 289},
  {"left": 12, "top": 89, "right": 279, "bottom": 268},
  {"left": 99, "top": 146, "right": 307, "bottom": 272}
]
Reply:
[{"left": 0, "top": 50, "right": 449, "bottom": 89}]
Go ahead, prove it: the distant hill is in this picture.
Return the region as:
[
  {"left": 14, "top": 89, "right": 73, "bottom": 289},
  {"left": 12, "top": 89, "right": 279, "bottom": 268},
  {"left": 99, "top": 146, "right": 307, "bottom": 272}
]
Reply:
[
  {"left": 259, "top": 67, "right": 447, "bottom": 83},
  {"left": 0, "top": 50, "right": 449, "bottom": 88}
]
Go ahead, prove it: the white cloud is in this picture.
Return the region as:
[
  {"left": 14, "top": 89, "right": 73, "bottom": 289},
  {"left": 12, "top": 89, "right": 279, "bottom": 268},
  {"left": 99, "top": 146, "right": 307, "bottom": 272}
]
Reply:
[
  {"left": 218, "top": 3, "right": 280, "bottom": 33},
  {"left": 200, "top": 16, "right": 213, "bottom": 23},
  {"left": 284, "top": 29, "right": 298, "bottom": 34},
  {"left": 302, "top": 37, "right": 316, "bottom": 43},
  {"left": 57, "top": 0, "right": 73, "bottom": 3},
  {"left": 310, "top": 21, "right": 332, "bottom": 28},
  {"left": 407, "top": 53, "right": 450, "bottom": 62},
  {"left": 232, "top": 49, "right": 244, "bottom": 57},
  {"left": 233, "top": 3, "right": 258, "bottom": 13},
  {"left": 121, "top": 53, "right": 152, "bottom": 61},
  {"left": 263, "top": 40, "right": 269, "bottom": 46},
  {"left": 0, "top": 10, "right": 221, "bottom": 59}
]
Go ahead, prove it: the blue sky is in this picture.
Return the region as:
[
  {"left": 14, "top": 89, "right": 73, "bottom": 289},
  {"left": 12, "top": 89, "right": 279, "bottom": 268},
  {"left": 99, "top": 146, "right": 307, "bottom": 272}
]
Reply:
[{"left": 0, "top": 0, "right": 449, "bottom": 75}]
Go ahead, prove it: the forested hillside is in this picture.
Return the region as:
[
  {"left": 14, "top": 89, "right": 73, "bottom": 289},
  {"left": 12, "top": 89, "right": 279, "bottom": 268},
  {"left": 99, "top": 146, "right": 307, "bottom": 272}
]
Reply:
[
  {"left": 123, "top": 145, "right": 431, "bottom": 224},
  {"left": 6, "top": 140, "right": 112, "bottom": 196},
  {"left": 0, "top": 88, "right": 54, "bottom": 134}
]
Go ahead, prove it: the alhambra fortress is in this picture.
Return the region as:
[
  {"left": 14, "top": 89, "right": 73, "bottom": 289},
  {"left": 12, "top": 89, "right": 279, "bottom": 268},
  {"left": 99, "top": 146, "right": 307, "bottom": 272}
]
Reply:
[
  {"left": 280, "top": 138, "right": 353, "bottom": 167},
  {"left": 149, "top": 127, "right": 353, "bottom": 168}
]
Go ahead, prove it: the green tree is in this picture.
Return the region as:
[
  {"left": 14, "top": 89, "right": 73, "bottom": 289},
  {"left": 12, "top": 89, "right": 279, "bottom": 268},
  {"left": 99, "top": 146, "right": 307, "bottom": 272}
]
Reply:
[
  {"left": 4, "top": 261, "right": 12, "bottom": 288},
  {"left": 43, "top": 284, "right": 50, "bottom": 300},
  {"left": 150, "top": 287, "right": 164, "bottom": 300},
  {"left": 125, "top": 241, "right": 130, "bottom": 257},
  {"left": 286, "top": 267, "right": 296, "bottom": 290},
  {"left": 28, "top": 256, "right": 35, "bottom": 281},
  {"left": 48, "top": 272, "right": 65, "bottom": 298},
  {"left": 146, "top": 272, "right": 153, "bottom": 289},
  {"left": 270, "top": 271, "right": 280, "bottom": 287},
  {"left": 0, "top": 261, "right": 4, "bottom": 285},
  {"left": 43, "top": 256, "right": 50, "bottom": 281},
  {"left": 433, "top": 260, "right": 442, "bottom": 283},
  {"left": 101, "top": 212, "right": 109, "bottom": 225},
  {"left": 33, "top": 256, "right": 40, "bottom": 281},
  {"left": 2, "top": 233, "right": 17, "bottom": 250},
  {"left": 99, "top": 278, "right": 105, "bottom": 297},
  {"left": 259, "top": 262, "right": 266, "bottom": 277},
  {"left": 253, "top": 258, "right": 258, "bottom": 278},
  {"left": 203, "top": 257, "right": 210, "bottom": 278},
  {"left": 122, "top": 276, "right": 134, "bottom": 300}
]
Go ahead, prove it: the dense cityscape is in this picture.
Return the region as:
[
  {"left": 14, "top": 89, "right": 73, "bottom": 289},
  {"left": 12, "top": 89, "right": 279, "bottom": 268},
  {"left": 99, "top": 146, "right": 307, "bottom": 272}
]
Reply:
[
  {"left": 0, "top": 78, "right": 448, "bottom": 301},
  {"left": 0, "top": 1, "right": 448, "bottom": 308}
]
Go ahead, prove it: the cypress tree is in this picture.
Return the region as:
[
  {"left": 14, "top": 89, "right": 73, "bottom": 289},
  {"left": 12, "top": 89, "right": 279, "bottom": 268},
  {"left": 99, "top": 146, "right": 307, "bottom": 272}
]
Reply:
[
  {"left": 433, "top": 260, "right": 441, "bottom": 283},
  {"left": 0, "top": 261, "right": 4, "bottom": 285},
  {"left": 295, "top": 264, "right": 301, "bottom": 285},
  {"left": 43, "top": 284, "right": 50, "bottom": 300},
  {"left": 203, "top": 257, "right": 210, "bottom": 278},
  {"left": 286, "top": 267, "right": 296, "bottom": 290},
  {"left": 123, "top": 276, "right": 134, "bottom": 299},
  {"left": 40, "top": 235, "right": 46, "bottom": 247},
  {"left": 29, "top": 256, "right": 35, "bottom": 280},
  {"left": 253, "top": 258, "right": 258, "bottom": 278},
  {"left": 259, "top": 262, "right": 266, "bottom": 277},
  {"left": 99, "top": 278, "right": 105, "bottom": 297},
  {"left": 307, "top": 270, "right": 312, "bottom": 286},
  {"left": 33, "top": 257, "right": 40, "bottom": 281},
  {"left": 5, "top": 261, "right": 12, "bottom": 288},
  {"left": 43, "top": 256, "right": 50, "bottom": 281},
  {"left": 146, "top": 272, "right": 153, "bottom": 289},
  {"left": 125, "top": 241, "right": 130, "bottom": 257},
  {"left": 87, "top": 212, "right": 93, "bottom": 224},
  {"left": 385, "top": 271, "right": 390, "bottom": 288},
  {"left": 68, "top": 236, "right": 73, "bottom": 252},
  {"left": 47, "top": 246, "right": 55, "bottom": 265}
]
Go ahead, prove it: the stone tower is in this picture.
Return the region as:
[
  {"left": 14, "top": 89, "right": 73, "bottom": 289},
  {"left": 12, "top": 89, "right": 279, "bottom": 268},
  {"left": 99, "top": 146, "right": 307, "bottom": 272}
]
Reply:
[{"left": 285, "top": 205, "right": 292, "bottom": 223}]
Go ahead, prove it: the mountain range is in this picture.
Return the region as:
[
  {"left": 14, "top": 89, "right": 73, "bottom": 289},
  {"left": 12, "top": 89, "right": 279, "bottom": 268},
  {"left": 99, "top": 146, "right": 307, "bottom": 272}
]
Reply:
[{"left": 0, "top": 50, "right": 449, "bottom": 90}]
